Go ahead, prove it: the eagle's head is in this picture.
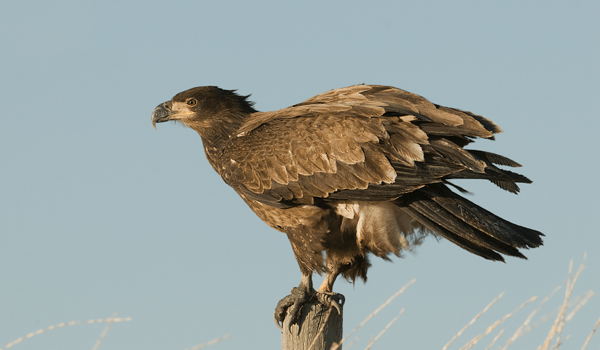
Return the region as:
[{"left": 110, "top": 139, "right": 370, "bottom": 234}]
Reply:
[{"left": 151, "top": 86, "right": 256, "bottom": 133}]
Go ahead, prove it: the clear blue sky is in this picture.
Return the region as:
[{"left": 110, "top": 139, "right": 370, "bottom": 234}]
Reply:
[{"left": 1, "top": 1, "right": 599, "bottom": 349}]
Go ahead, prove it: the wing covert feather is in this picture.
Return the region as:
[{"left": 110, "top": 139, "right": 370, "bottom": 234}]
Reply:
[
  {"left": 220, "top": 114, "right": 403, "bottom": 205},
  {"left": 218, "top": 85, "right": 513, "bottom": 207}
]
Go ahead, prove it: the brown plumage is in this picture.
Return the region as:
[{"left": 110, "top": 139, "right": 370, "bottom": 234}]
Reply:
[{"left": 151, "top": 84, "right": 543, "bottom": 327}]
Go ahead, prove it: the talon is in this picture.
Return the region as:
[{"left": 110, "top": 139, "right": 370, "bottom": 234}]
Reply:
[
  {"left": 316, "top": 271, "right": 344, "bottom": 310},
  {"left": 275, "top": 316, "right": 284, "bottom": 330},
  {"left": 316, "top": 292, "right": 344, "bottom": 316},
  {"left": 273, "top": 286, "right": 314, "bottom": 331}
]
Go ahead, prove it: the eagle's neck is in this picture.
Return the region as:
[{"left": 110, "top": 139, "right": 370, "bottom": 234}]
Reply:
[{"left": 198, "top": 110, "right": 250, "bottom": 172}]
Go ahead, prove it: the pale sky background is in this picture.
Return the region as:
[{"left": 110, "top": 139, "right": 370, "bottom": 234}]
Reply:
[{"left": 1, "top": 1, "right": 599, "bottom": 349}]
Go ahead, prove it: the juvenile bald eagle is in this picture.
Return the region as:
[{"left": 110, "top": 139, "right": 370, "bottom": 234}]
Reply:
[{"left": 152, "top": 85, "right": 543, "bottom": 328}]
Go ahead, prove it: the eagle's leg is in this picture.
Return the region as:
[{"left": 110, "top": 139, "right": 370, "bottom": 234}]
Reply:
[
  {"left": 274, "top": 273, "right": 315, "bottom": 330},
  {"left": 315, "top": 266, "right": 345, "bottom": 315},
  {"left": 273, "top": 272, "right": 345, "bottom": 331}
]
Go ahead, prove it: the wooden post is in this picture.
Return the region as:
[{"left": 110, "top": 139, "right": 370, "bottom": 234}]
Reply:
[{"left": 281, "top": 295, "right": 344, "bottom": 350}]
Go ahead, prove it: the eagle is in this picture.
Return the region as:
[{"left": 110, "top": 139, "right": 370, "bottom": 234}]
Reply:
[{"left": 151, "top": 84, "right": 543, "bottom": 328}]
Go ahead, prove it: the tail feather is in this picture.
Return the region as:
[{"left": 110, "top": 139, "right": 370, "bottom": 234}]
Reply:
[
  {"left": 396, "top": 184, "right": 544, "bottom": 260},
  {"left": 407, "top": 196, "right": 526, "bottom": 258},
  {"left": 399, "top": 204, "right": 505, "bottom": 261},
  {"left": 447, "top": 150, "right": 532, "bottom": 194},
  {"left": 468, "top": 150, "right": 523, "bottom": 167}
]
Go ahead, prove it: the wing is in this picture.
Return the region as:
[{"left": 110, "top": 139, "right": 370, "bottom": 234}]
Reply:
[{"left": 218, "top": 85, "right": 526, "bottom": 208}]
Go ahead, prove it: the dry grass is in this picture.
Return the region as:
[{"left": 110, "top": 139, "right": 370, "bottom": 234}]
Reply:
[
  {"left": 501, "top": 285, "right": 562, "bottom": 349},
  {"left": 331, "top": 278, "right": 416, "bottom": 350},
  {"left": 364, "top": 308, "right": 405, "bottom": 350},
  {"left": 442, "top": 292, "right": 505, "bottom": 350},
  {"left": 338, "top": 253, "right": 597, "bottom": 350},
  {"left": 444, "top": 254, "right": 596, "bottom": 350},
  {"left": 91, "top": 312, "right": 118, "bottom": 350},
  {"left": 1, "top": 316, "right": 132, "bottom": 350},
  {"left": 3, "top": 255, "right": 597, "bottom": 350},
  {"left": 1, "top": 314, "right": 229, "bottom": 350},
  {"left": 459, "top": 296, "right": 537, "bottom": 350},
  {"left": 185, "top": 335, "right": 231, "bottom": 350},
  {"left": 484, "top": 329, "right": 504, "bottom": 350},
  {"left": 581, "top": 316, "right": 600, "bottom": 350}
]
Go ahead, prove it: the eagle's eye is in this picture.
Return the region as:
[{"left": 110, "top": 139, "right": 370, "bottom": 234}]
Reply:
[{"left": 186, "top": 98, "right": 197, "bottom": 107}]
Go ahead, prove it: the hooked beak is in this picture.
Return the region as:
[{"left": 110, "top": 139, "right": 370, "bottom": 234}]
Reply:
[{"left": 151, "top": 101, "right": 172, "bottom": 129}]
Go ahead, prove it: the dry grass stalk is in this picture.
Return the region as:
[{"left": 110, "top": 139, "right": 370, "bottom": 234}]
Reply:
[
  {"left": 307, "top": 306, "right": 334, "bottom": 350},
  {"left": 331, "top": 278, "right": 416, "bottom": 350},
  {"left": 566, "top": 290, "right": 594, "bottom": 322},
  {"left": 519, "top": 291, "right": 592, "bottom": 341},
  {"left": 581, "top": 316, "right": 600, "bottom": 350},
  {"left": 91, "top": 312, "right": 118, "bottom": 350},
  {"left": 459, "top": 296, "right": 537, "bottom": 350},
  {"left": 442, "top": 292, "right": 504, "bottom": 350},
  {"left": 555, "top": 335, "right": 571, "bottom": 349},
  {"left": 484, "top": 329, "right": 504, "bottom": 350},
  {"left": 537, "top": 260, "right": 574, "bottom": 350},
  {"left": 520, "top": 313, "right": 554, "bottom": 339},
  {"left": 526, "top": 289, "right": 591, "bottom": 340},
  {"left": 1, "top": 317, "right": 132, "bottom": 350},
  {"left": 553, "top": 266, "right": 585, "bottom": 349},
  {"left": 364, "top": 308, "right": 405, "bottom": 350},
  {"left": 502, "top": 309, "right": 538, "bottom": 349},
  {"left": 185, "top": 334, "right": 230, "bottom": 350},
  {"left": 344, "top": 336, "right": 360, "bottom": 349},
  {"left": 539, "top": 257, "right": 586, "bottom": 350},
  {"left": 502, "top": 285, "right": 562, "bottom": 349}
]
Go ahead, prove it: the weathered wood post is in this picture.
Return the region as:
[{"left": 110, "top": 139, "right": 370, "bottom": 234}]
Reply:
[{"left": 281, "top": 295, "right": 344, "bottom": 350}]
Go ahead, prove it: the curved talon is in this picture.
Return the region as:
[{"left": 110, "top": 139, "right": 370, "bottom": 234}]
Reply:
[
  {"left": 316, "top": 292, "right": 344, "bottom": 316},
  {"left": 282, "top": 301, "right": 303, "bottom": 333},
  {"left": 274, "top": 294, "right": 294, "bottom": 329},
  {"left": 274, "top": 287, "right": 313, "bottom": 331}
]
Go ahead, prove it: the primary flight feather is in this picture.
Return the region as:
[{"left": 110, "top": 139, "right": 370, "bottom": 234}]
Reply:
[{"left": 151, "top": 84, "right": 543, "bottom": 327}]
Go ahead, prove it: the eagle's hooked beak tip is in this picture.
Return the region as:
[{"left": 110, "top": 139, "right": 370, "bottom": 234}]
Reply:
[{"left": 152, "top": 102, "right": 171, "bottom": 129}]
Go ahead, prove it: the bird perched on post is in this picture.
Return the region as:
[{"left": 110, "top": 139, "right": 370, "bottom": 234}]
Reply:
[{"left": 151, "top": 84, "right": 543, "bottom": 328}]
